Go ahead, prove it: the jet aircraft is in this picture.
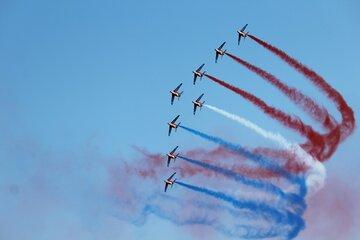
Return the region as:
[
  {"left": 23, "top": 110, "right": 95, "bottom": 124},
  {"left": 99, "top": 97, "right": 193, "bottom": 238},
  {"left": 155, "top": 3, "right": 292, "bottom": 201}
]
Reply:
[
  {"left": 215, "top": 42, "right": 227, "bottom": 63},
  {"left": 237, "top": 24, "right": 249, "bottom": 45},
  {"left": 167, "top": 115, "right": 180, "bottom": 136},
  {"left": 192, "top": 64, "right": 206, "bottom": 85},
  {"left": 170, "top": 83, "right": 183, "bottom": 105},
  {"left": 166, "top": 146, "right": 179, "bottom": 167},
  {"left": 164, "top": 172, "right": 177, "bottom": 192},
  {"left": 192, "top": 94, "right": 205, "bottom": 115}
]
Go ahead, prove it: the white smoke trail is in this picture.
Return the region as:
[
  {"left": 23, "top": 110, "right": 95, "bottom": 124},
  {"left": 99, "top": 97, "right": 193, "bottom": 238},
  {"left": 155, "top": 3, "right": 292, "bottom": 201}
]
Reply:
[{"left": 204, "top": 104, "right": 326, "bottom": 194}]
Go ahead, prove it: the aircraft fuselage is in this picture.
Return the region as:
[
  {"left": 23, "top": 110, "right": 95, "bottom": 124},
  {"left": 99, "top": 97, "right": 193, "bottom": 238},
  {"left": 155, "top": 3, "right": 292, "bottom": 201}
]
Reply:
[
  {"left": 215, "top": 48, "right": 226, "bottom": 55},
  {"left": 167, "top": 153, "right": 176, "bottom": 159},
  {"left": 193, "top": 101, "right": 203, "bottom": 107},
  {"left": 193, "top": 71, "right": 203, "bottom": 78},
  {"left": 168, "top": 122, "right": 177, "bottom": 129},
  {"left": 164, "top": 180, "right": 175, "bottom": 185},
  {"left": 170, "top": 90, "right": 180, "bottom": 97},
  {"left": 237, "top": 31, "right": 247, "bottom": 37}
]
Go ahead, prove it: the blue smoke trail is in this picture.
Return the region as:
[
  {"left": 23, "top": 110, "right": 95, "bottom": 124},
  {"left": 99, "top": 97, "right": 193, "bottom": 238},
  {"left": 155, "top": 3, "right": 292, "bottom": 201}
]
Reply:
[
  {"left": 179, "top": 155, "right": 306, "bottom": 215},
  {"left": 158, "top": 193, "right": 259, "bottom": 221},
  {"left": 139, "top": 204, "right": 283, "bottom": 239},
  {"left": 179, "top": 125, "right": 307, "bottom": 197},
  {"left": 113, "top": 193, "right": 283, "bottom": 239},
  {"left": 176, "top": 181, "right": 305, "bottom": 240}
]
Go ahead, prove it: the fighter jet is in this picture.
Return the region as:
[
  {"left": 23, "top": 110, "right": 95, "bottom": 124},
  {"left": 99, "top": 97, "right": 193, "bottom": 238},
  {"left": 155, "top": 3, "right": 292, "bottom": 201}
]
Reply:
[
  {"left": 192, "top": 93, "right": 205, "bottom": 115},
  {"left": 170, "top": 83, "right": 183, "bottom": 105},
  {"left": 192, "top": 63, "right": 206, "bottom": 85},
  {"left": 237, "top": 24, "right": 249, "bottom": 45},
  {"left": 167, "top": 115, "right": 180, "bottom": 136},
  {"left": 166, "top": 146, "right": 179, "bottom": 167},
  {"left": 215, "top": 42, "right": 227, "bottom": 63},
  {"left": 164, "top": 172, "right": 177, "bottom": 192}
]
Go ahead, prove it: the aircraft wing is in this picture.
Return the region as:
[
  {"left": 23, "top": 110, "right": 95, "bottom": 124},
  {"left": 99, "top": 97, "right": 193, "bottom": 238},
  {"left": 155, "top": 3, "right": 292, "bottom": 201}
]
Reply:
[
  {"left": 168, "top": 126, "right": 172, "bottom": 136},
  {"left": 197, "top": 63, "right": 205, "bottom": 71},
  {"left": 219, "top": 41, "right": 226, "bottom": 49},
  {"left": 193, "top": 104, "right": 197, "bottom": 115},
  {"left": 193, "top": 74, "right": 197, "bottom": 85},
  {"left": 174, "top": 83, "right": 182, "bottom": 91},
  {"left": 164, "top": 182, "right": 169, "bottom": 192},
  {"left": 167, "top": 158, "right": 171, "bottom": 167},
  {"left": 196, "top": 94, "right": 204, "bottom": 101},
  {"left": 241, "top": 24, "right": 248, "bottom": 32},
  {"left": 172, "top": 115, "right": 180, "bottom": 123},
  {"left": 238, "top": 33, "right": 241, "bottom": 45},
  {"left": 167, "top": 172, "right": 176, "bottom": 181},
  {"left": 215, "top": 52, "right": 219, "bottom": 63},
  {"left": 171, "top": 146, "right": 179, "bottom": 154},
  {"left": 171, "top": 94, "right": 175, "bottom": 105}
]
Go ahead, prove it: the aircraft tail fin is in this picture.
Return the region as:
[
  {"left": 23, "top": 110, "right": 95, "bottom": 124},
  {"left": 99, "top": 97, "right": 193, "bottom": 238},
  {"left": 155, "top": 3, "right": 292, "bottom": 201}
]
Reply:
[{"left": 179, "top": 91, "right": 183, "bottom": 97}]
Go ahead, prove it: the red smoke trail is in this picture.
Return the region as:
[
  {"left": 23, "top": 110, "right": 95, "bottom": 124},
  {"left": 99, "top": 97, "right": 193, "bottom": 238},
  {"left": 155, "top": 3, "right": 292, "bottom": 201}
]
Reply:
[
  {"left": 248, "top": 34, "right": 355, "bottom": 142},
  {"left": 225, "top": 52, "right": 337, "bottom": 131},
  {"left": 224, "top": 52, "right": 342, "bottom": 160},
  {"left": 300, "top": 177, "right": 359, "bottom": 239},
  {"left": 253, "top": 147, "right": 309, "bottom": 175},
  {"left": 135, "top": 147, "right": 282, "bottom": 180},
  {"left": 204, "top": 73, "right": 326, "bottom": 160}
]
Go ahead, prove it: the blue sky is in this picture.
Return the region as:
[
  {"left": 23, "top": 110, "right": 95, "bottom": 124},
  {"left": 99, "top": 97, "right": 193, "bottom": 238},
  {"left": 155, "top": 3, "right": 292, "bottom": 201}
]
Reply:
[{"left": 1, "top": 0, "right": 359, "bottom": 239}]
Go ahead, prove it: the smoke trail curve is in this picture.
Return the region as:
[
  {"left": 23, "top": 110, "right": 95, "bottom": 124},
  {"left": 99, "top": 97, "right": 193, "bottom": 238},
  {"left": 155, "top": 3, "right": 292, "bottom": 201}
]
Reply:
[
  {"left": 204, "top": 73, "right": 326, "bottom": 160},
  {"left": 176, "top": 181, "right": 305, "bottom": 239},
  {"left": 179, "top": 125, "right": 306, "bottom": 196},
  {"left": 178, "top": 155, "right": 306, "bottom": 214},
  {"left": 225, "top": 52, "right": 337, "bottom": 131},
  {"left": 204, "top": 104, "right": 326, "bottom": 194},
  {"left": 248, "top": 34, "right": 355, "bottom": 143}
]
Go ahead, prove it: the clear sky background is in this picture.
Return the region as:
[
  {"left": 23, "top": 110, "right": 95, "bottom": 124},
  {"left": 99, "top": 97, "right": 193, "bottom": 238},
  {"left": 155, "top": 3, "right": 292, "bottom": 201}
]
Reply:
[{"left": 0, "top": 0, "right": 359, "bottom": 239}]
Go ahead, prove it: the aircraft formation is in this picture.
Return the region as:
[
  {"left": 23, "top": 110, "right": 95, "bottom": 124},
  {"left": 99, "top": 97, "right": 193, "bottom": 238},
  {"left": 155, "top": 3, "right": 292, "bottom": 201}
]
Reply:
[{"left": 164, "top": 24, "right": 249, "bottom": 192}]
